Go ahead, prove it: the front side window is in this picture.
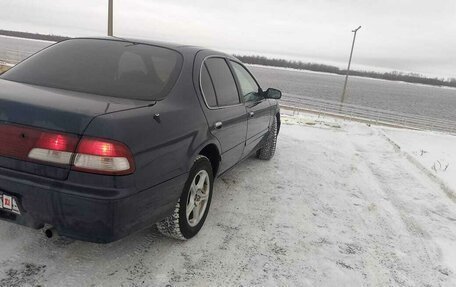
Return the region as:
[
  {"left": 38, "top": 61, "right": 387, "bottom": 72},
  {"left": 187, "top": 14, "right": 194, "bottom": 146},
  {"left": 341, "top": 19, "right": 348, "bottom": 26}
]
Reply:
[
  {"left": 231, "top": 61, "right": 261, "bottom": 102},
  {"left": 204, "top": 58, "right": 240, "bottom": 106},
  {"left": 1, "top": 39, "right": 183, "bottom": 100}
]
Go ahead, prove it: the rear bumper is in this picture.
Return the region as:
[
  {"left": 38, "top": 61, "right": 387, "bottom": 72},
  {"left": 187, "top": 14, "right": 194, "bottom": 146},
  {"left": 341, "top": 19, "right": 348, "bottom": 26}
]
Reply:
[{"left": 0, "top": 167, "right": 187, "bottom": 243}]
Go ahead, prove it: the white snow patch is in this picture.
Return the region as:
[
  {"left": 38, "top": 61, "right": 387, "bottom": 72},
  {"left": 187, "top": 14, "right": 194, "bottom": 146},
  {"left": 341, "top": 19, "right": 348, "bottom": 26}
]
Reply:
[
  {"left": 382, "top": 127, "right": 456, "bottom": 193},
  {"left": 0, "top": 113, "right": 455, "bottom": 286}
]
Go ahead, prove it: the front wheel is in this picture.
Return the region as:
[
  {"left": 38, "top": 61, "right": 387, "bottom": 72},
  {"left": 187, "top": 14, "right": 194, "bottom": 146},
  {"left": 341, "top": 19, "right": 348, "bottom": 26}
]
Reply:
[
  {"left": 157, "top": 155, "right": 214, "bottom": 240},
  {"left": 256, "top": 116, "right": 278, "bottom": 160}
]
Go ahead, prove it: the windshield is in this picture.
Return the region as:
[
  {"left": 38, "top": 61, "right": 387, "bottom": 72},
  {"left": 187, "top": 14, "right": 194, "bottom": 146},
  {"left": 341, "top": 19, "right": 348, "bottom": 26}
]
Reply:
[{"left": 0, "top": 39, "right": 183, "bottom": 100}]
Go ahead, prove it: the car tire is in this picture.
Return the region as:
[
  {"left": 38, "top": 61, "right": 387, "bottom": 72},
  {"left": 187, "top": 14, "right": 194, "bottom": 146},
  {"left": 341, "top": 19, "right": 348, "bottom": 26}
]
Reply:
[
  {"left": 156, "top": 155, "right": 214, "bottom": 240},
  {"left": 256, "top": 116, "right": 278, "bottom": 160}
]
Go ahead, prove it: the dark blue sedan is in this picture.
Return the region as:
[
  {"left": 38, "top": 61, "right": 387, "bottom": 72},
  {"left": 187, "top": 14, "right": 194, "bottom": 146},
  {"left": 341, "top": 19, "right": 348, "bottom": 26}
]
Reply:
[{"left": 0, "top": 38, "right": 281, "bottom": 243}]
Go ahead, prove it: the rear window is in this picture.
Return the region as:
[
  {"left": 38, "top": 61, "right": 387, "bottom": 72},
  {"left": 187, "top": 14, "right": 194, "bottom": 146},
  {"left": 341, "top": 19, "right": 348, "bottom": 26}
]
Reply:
[{"left": 0, "top": 39, "right": 183, "bottom": 100}]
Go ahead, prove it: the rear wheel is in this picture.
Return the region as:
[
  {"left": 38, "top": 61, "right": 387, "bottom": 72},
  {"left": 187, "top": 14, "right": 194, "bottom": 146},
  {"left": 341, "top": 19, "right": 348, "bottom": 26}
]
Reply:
[
  {"left": 257, "top": 116, "right": 278, "bottom": 160},
  {"left": 157, "top": 155, "right": 213, "bottom": 240}
]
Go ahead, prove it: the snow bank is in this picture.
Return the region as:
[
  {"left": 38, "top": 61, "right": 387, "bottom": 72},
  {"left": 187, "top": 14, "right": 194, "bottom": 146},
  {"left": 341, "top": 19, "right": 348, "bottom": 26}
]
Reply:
[{"left": 382, "top": 127, "right": 456, "bottom": 194}]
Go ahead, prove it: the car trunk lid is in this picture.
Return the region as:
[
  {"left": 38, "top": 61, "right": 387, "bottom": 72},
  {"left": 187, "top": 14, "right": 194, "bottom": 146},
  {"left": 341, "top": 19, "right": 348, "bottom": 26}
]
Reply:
[{"left": 0, "top": 79, "right": 150, "bottom": 179}]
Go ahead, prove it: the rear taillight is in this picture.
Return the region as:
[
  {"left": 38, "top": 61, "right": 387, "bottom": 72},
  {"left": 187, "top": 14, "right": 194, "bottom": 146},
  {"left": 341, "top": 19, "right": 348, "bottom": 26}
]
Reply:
[
  {"left": 73, "top": 138, "right": 134, "bottom": 175},
  {"left": 28, "top": 132, "right": 79, "bottom": 165},
  {"left": 0, "top": 123, "right": 134, "bottom": 175},
  {"left": 0, "top": 124, "right": 78, "bottom": 164}
]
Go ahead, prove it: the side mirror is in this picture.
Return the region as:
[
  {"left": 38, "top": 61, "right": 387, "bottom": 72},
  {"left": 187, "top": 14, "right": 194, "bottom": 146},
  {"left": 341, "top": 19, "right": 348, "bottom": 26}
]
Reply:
[{"left": 264, "top": 88, "right": 282, "bottom": 99}]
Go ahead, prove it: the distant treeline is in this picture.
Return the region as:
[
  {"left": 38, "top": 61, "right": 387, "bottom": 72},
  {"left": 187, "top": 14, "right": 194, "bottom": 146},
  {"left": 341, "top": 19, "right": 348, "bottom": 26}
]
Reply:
[
  {"left": 0, "top": 30, "right": 70, "bottom": 42},
  {"left": 236, "top": 55, "right": 456, "bottom": 88}
]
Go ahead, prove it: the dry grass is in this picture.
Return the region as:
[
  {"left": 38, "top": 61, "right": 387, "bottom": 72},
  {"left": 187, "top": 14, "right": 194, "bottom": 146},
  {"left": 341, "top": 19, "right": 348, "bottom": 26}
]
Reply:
[{"left": 0, "top": 65, "right": 10, "bottom": 73}]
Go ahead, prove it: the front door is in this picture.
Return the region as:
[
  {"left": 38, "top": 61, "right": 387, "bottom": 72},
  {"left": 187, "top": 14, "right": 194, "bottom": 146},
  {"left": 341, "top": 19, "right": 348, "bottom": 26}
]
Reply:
[{"left": 229, "top": 61, "right": 271, "bottom": 157}]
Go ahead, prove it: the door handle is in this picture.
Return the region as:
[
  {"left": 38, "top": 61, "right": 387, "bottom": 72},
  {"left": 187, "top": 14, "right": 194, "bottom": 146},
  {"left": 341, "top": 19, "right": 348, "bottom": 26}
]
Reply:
[
  {"left": 249, "top": 111, "right": 255, "bottom": 118},
  {"left": 215, "top": 121, "right": 223, "bottom": 129}
]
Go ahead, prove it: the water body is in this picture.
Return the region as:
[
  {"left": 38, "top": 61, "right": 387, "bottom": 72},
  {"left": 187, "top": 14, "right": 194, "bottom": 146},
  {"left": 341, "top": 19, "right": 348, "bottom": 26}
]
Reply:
[
  {"left": 1, "top": 36, "right": 455, "bottom": 122},
  {"left": 0, "top": 35, "right": 52, "bottom": 64},
  {"left": 249, "top": 65, "right": 456, "bottom": 122}
]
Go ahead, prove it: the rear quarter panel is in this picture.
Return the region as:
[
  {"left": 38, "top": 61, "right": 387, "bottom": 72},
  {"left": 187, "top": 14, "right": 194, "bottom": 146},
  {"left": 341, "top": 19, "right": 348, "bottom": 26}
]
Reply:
[{"left": 67, "top": 56, "right": 214, "bottom": 196}]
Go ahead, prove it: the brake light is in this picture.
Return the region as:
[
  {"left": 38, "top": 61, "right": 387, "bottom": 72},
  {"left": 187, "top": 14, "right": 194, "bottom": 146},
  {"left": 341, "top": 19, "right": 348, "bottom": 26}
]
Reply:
[
  {"left": 28, "top": 132, "right": 79, "bottom": 164},
  {"left": 72, "top": 138, "right": 134, "bottom": 175},
  {"left": 36, "top": 133, "right": 74, "bottom": 151},
  {"left": 0, "top": 123, "right": 134, "bottom": 175}
]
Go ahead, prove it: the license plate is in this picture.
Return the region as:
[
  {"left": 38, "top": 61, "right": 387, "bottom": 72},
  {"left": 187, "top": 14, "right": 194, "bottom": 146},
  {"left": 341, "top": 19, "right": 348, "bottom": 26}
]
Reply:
[{"left": 0, "top": 193, "right": 21, "bottom": 215}]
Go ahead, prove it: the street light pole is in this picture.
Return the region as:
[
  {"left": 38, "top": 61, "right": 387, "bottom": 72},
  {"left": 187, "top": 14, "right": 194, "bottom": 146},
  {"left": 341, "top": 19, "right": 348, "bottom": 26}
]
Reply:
[
  {"left": 341, "top": 26, "right": 361, "bottom": 105},
  {"left": 108, "top": 0, "right": 113, "bottom": 36}
]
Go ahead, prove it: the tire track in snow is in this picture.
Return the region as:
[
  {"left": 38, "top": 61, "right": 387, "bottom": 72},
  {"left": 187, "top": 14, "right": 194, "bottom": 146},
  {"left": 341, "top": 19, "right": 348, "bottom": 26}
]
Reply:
[
  {"left": 348, "top": 126, "right": 456, "bottom": 285},
  {"left": 0, "top": 122, "right": 454, "bottom": 286},
  {"left": 380, "top": 131, "right": 456, "bottom": 203}
]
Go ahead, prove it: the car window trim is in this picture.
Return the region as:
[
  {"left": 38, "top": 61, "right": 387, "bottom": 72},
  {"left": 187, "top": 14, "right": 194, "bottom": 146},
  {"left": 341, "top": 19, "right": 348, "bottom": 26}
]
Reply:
[{"left": 199, "top": 55, "right": 244, "bottom": 110}]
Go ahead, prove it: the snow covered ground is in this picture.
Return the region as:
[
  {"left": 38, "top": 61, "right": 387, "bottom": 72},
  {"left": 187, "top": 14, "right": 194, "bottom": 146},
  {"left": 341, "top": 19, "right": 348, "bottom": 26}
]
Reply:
[
  {"left": 0, "top": 113, "right": 455, "bottom": 286},
  {"left": 382, "top": 127, "right": 456, "bottom": 193}
]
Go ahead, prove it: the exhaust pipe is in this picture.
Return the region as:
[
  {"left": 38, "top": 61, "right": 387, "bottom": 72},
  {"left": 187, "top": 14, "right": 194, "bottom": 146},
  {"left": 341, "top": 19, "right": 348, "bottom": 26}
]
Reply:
[{"left": 44, "top": 227, "right": 56, "bottom": 238}]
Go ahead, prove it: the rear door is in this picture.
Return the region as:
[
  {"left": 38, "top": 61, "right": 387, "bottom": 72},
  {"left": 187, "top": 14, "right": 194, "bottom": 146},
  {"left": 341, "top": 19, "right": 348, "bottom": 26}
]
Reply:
[
  {"left": 198, "top": 57, "right": 247, "bottom": 173},
  {"left": 229, "top": 61, "right": 271, "bottom": 157}
]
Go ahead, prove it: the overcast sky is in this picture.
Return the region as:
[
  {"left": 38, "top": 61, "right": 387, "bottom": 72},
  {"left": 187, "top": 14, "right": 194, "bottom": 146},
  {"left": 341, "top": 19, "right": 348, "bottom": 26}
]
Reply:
[{"left": 1, "top": 0, "right": 455, "bottom": 78}]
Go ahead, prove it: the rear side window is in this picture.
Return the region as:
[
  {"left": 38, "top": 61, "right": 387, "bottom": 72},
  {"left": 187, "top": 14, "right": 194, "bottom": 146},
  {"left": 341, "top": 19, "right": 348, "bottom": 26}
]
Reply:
[
  {"left": 1, "top": 39, "right": 183, "bottom": 101},
  {"left": 204, "top": 58, "right": 240, "bottom": 106},
  {"left": 201, "top": 64, "right": 217, "bottom": 107}
]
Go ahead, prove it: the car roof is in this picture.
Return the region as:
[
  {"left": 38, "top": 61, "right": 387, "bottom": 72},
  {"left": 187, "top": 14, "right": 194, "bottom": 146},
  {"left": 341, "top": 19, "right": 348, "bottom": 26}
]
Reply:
[{"left": 72, "top": 36, "right": 233, "bottom": 59}]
